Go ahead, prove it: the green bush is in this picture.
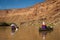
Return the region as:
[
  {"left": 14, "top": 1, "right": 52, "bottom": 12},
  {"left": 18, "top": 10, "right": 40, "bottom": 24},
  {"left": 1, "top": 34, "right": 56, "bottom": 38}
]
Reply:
[{"left": 0, "top": 22, "right": 10, "bottom": 26}]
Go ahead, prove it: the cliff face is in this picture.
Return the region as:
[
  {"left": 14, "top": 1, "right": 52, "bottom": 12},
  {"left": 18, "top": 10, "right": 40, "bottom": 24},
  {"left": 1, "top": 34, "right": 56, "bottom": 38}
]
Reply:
[{"left": 0, "top": 0, "right": 60, "bottom": 25}]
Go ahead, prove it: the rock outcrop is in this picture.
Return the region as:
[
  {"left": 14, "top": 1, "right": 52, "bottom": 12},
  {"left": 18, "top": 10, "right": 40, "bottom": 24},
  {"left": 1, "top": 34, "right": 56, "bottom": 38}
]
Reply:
[{"left": 0, "top": 0, "right": 60, "bottom": 25}]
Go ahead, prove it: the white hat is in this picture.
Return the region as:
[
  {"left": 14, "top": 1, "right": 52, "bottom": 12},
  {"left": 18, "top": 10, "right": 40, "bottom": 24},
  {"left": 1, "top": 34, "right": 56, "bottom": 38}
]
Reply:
[
  {"left": 43, "top": 21, "right": 45, "bottom": 25},
  {"left": 11, "top": 24, "right": 15, "bottom": 26}
]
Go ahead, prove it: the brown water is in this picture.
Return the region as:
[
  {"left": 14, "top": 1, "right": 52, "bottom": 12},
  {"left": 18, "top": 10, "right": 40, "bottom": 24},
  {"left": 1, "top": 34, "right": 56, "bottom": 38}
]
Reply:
[{"left": 0, "top": 25, "right": 60, "bottom": 40}]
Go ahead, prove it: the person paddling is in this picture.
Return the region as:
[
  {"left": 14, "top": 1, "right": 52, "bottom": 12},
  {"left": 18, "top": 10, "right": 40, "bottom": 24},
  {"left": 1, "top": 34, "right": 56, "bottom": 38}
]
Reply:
[
  {"left": 42, "top": 21, "right": 47, "bottom": 30},
  {"left": 10, "top": 23, "right": 19, "bottom": 35}
]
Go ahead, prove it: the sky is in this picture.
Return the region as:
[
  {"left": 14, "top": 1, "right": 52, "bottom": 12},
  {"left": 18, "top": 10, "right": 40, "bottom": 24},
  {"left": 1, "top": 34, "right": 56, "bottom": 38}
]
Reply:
[{"left": 0, "top": 0, "right": 45, "bottom": 10}]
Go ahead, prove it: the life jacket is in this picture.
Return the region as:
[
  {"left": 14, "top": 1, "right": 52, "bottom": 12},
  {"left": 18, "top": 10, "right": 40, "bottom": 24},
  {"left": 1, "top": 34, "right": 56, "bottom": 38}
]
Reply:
[
  {"left": 12, "top": 26, "right": 16, "bottom": 30},
  {"left": 42, "top": 25, "right": 47, "bottom": 30}
]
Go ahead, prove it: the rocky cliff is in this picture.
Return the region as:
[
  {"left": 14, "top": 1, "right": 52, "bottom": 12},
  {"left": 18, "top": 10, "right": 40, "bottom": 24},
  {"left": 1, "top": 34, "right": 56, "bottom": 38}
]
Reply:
[{"left": 0, "top": 0, "right": 60, "bottom": 26}]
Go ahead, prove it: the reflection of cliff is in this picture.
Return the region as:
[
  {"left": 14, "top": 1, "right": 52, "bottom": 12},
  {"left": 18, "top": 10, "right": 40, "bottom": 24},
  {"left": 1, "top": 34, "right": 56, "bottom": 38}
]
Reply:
[{"left": 0, "top": 0, "right": 60, "bottom": 25}]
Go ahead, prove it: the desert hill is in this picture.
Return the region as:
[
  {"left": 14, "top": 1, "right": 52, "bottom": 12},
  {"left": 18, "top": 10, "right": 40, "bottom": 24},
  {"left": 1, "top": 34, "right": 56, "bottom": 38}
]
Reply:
[{"left": 0, "top": 0, "right": 60, "bottom": 25}]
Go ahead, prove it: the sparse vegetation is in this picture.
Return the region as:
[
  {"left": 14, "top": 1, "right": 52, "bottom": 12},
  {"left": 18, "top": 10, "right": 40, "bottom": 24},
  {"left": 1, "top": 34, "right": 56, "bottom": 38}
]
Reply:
[
  {"left": 0, "top": 22, "right": 10, "bottom": 26},
  {"left": 0, "top": 22, "right": 16, "bottom": 26}
]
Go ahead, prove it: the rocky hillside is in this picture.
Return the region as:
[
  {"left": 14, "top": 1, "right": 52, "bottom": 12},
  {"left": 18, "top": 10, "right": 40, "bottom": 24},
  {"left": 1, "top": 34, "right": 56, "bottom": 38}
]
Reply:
[{"left": 0, "top": 0, "right": 60, "bottom": 26}]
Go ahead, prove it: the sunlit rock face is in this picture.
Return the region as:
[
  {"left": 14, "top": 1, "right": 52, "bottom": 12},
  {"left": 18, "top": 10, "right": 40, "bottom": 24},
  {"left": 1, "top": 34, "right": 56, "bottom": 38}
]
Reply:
[{"left": 0, "top": 0, "right": 60, "bottom": 25}]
